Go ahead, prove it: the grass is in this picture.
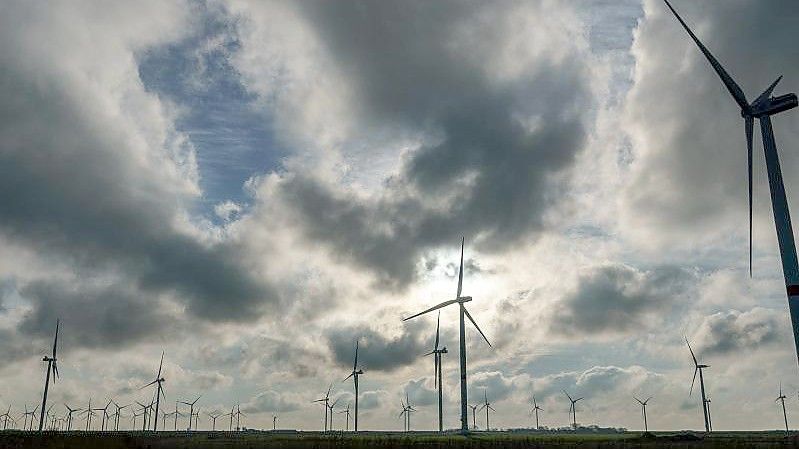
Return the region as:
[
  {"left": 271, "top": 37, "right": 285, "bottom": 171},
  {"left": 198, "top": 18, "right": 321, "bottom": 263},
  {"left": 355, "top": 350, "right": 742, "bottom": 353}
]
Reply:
[{"left": 1, "top": 430, "right": 798, "bottom": 449}]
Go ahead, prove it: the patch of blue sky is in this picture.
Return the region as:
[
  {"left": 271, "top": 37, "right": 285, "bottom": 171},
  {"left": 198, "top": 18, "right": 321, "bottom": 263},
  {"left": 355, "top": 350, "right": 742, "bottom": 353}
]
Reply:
[{"left": 137, "top": 4, "right": 283, "bottom": 225}]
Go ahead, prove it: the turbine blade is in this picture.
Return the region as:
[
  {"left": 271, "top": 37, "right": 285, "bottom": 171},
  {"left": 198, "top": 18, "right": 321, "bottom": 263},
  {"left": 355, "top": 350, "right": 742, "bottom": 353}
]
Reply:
[
  {"left": 403, "top": 299, "right": 459, "bottom": 321},
  {"left": 662, "top": 0, "right": 749, "bottom": 110},
  {"left": 156, "top": 351, "right": 164, "bottom": 379},
  {"left": 463, "top": 307, "right": 491, "bottom": 347},
  {"left": 684, "top": 336, "right": 699, "bottom": 366},
  {"left": 140, "top": 380, "right": 158, "bottom": 390},
  {"left": 457, "top": 237, "right": 464, "bottom": 298},
  {"left": 754, "top": 76, "right": 783, "bottom": 106},
  {"left": 354, "top": 340, "right": 359, "bottom": 371},
  {"left": 690, "top": 366, "right": 698, "bottom": 395},
  {"left": 746, "top": 115, "right": 754, "bottom": 277},
  {"left": 434, "top": 311, "right": 440, "bottom": 350},
  {"left": 343, "top": 372, "right": 354, "bottom": 382},
  {"left": 52, "top": 319, "right": 59, "bottom": 358}
]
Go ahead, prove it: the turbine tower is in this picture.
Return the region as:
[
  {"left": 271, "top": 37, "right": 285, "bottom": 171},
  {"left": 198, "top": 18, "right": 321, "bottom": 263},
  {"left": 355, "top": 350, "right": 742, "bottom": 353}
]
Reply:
[
  {"left": 777, "top": 383, "right": 789, "bottom": 436},
  {"left": 38, "top": 319, "right": 60, "bottom": 432},
  {"left": 686, "top": 337, "right": 710, "bottom": 432},
  {"left": 141, "top": 352, "right": 166, "bottom": 431},
  {"left": 403, "top": 237, "right": 492, "bottom": 434},
  {"left": 478, "top": 390, "right": 495, "bottom": 431},
  {"left": 531, "top": 396, "right": 543, "bottom": 430},
  {"left": 424, "top": 311, "right": 448, "bottom": 432},
  {"left": 343, "top": 341, "right": 363, "bottom": 431},
  {"left": 634, "top": 396, "right": 652, "bottom": 433},
  {"left": 663, "top": 0, "right": 799, "bottom": 368},
  {"left": 563, "top": 390, "right": 583, "bottom": 430}
]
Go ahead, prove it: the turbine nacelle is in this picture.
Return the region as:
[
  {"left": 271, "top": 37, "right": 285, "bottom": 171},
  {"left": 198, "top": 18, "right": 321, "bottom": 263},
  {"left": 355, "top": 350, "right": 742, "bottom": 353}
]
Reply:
[
  {"left": 750, "top": 93, "right": 798, "bottom": 118},
  {"left": 457, "top": 296, "right": 473, "bottom": 304}
]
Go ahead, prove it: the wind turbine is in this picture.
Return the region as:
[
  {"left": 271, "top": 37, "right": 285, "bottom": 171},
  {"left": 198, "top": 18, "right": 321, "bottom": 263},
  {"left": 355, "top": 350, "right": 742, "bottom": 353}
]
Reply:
[
  {"left": 663, "top": 0, "right": 799, "bottom": 367},
  {"left": 234, "top": 404, "right": 244, "bottom": 430},
  {"left": 171, "top": 401, "right": 184, "bottom": 431},
  {"left": 468, "top": 404, "right": 479, "bottom": 430},
  {"left": 338, "top": 404, "right": 351, "bottom": 431},
  {"left": 22, "top": 405, "right": 37, "bottom": 431},
  {"left": 327, "top": 399, "right": 339, "bottom": 431},
  {"left": 478, "top": 390, "right": 495, "bottom": 431},
  {"left": 686, "top": 336, "right": 711, "bottom": 432},
  {"left": 98, "top": 400, "right": 112, "bottom": 431},
  {"left": 112, "top": 402, "right": 130, "bottom": 431},
  {"left": 634, "top": 396, "right": 652, "bottom": 433},
  {"left": 1, "top": 405, "right": 12, "bottom": 430},
  {"left": 38, "top": 319, "right": 59, "bottom": 432},
  {"left": 44, "top": 404, "right": 55, "bottom": 431},
  {"left": 399, "top": 399, "right": 414, "bottom": 432},
  {"left": 777, "top": 383, "right": 789, "bottom": 436},
  {"left": 563, "top": 390, "right": 583, "bottom": 430},
  {"left": 135, "top": 401, "right": 151, "bottom": 432},
  {"left": 313, "top": 385, "right": 332, "bottom": 432},
  {"left": 83, "top": 399, "right": 97, "bottom": 431},
  {"left": 208, "top": 412, "right": 221, "bottom": 431},
  {"left": 403, "top": 392, "right": 416, "bottom": 431},
  {"left": 141, "top": 351, "right": 166, "bottom": 431},
  {"left": 424, "top": 311, "right": 448, "bottom": 432},
  {"left": 273, "top": 414, "right": 278, "bottom": 431},
  {"left": 179, "top": 396, "right": 201, "bottom": 431},
  {"left": 403, "top": 237, "right": 492, "bottom": 434},
  {"left": 343, "top": 341, "right": 363, "bottom": 432},
  {"left": 531, "top": 396, "right": 543, "bottom": 430}
]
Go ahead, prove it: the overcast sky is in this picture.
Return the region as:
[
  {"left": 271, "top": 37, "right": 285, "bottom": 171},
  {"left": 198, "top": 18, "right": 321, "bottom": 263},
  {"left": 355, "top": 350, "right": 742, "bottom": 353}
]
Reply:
[{"left": 1, "top": 0, "right": 799, "bottom": 432}]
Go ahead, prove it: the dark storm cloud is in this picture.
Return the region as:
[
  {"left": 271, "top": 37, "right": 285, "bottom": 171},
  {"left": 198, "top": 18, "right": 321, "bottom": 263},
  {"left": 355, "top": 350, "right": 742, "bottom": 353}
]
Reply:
[
  {"left": 268, "top": 0, "right": 593, "bottom": 288},
  {"left": 551, "top": 264, "right": 694, "bottom": 336},
  {"left": 16, "top": 280, "right": 175, "bottom": 350},
  {"left": 326, "top": 321, "right": 431, "bottom": 372},
  {"left": 0, "top": 11, "right": 276, "bottom": 322},
  {"left": 694, "top": 308, "right": 784, "bottom": 355}
]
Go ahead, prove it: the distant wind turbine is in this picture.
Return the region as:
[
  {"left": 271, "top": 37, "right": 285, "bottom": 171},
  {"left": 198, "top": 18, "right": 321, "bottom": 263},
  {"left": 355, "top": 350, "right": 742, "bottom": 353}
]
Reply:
[
  {"left": 399, "top": 394, "right": 416, "bottom": 432},
  {"left": 468, "top": 404, "right": 479, "bottom": 430},
  {"left": 424, "top": 311, "right": 448, "bottom": 432},
  {"left": 478, "top": 390, "right": 495, "bottom": 431},
  {"left": 38, "top": 320, "right": 60, "bottom": 431},
  {"left": 338, "top": 404, "right": 351, "bottom": 431},
  {"left": 179, "top": 396, "right": 201, "bottom": 431},
  {"left": 686, "top": 336, "right": 711, "bottom": 433},
  {"left": 343, "top": 341, "right": 363, "bottom": 432},
  {"left": 273, "top": 414, "right": 278, "bottom": 431},
  {"left": 313, "top": 385, "right": 332, "bottom": 431},
  {"left": 777, "top": 383, "right": 789, "bottom": 436},
  {"left": 634, "top": 396, "right": 652, "bottom": 433},
  {"left": 403, "top": 237, "right": 491, "bottom": 434},
  {"left": 531, "top": 396, "right": 543, "bottom": 430},
  {"left": 141, "top": 351, "right": 166, "bottom": 431},
  {"left": 663, "top": 0, "right": 799, "bottom": 368},
  {"left": 563, "top": 390, "right": 583, "bottom": 430}
]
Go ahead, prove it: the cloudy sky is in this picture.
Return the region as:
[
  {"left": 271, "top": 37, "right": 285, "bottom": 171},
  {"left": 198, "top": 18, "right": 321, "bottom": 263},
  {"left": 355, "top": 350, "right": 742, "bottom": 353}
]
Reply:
[{"left": 1, "top": 0, "right": 798, "bottom": 432}]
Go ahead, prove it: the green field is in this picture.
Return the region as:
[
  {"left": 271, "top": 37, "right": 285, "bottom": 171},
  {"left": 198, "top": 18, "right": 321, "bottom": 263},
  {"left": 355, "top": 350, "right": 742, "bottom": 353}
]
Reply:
[{"left": 1, "top": 431, "right": 798, "bottom": 449}]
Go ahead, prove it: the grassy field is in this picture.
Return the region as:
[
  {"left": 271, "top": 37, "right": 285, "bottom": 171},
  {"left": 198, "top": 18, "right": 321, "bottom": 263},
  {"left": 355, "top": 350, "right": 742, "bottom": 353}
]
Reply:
[{"left": 1, "top": 431, "right": 798, "bottom": 449}]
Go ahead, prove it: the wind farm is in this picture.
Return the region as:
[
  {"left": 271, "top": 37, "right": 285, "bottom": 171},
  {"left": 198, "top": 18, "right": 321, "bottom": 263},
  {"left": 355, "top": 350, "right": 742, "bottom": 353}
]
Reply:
[{"left": 1, "top": 0, "right": 799, "bottom": 448}]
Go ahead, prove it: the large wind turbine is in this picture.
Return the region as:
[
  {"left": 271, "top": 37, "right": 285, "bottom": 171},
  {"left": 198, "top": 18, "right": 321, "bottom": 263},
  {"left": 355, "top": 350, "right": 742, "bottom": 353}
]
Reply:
[
  {"left": 531, "top": 396, "right": 543, "bottom": 430},
  {"left": 634, "top": 396, "right": 652, "bottom": 433},
  {"left": 663, "top": 0, "right": 799, "bottom": 366},
  {"left": 403, "top": 237, "right": 492, "bottom": 433},
  {"left": 563, "top": 390, "right": 583, "bottom": 430},
  {"left": 343, "top": 341, "right": 363, "bottom": 432},
  {"left": 686, "top": 337, "right": 710, "bottom": 432},
  {"left": 38, "top": 320, "right": 59, "bottom": 431},
  {"left": 424, "top": 311, "right": 448, "bottom": 432},
  {"left": 777, "top": 383, "right": 789, "bottom": 436},
  {"left": 141, "top": 352, "right": 166, "bottom": 431}
]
